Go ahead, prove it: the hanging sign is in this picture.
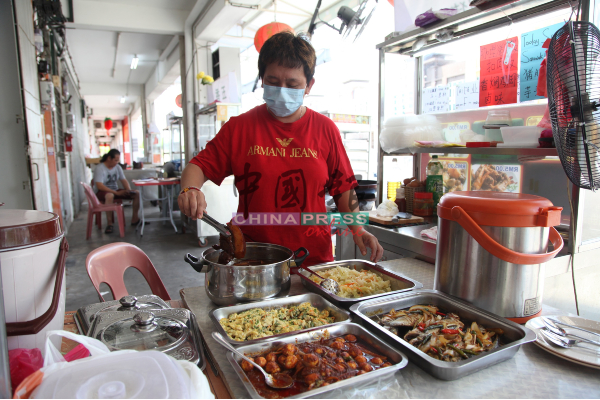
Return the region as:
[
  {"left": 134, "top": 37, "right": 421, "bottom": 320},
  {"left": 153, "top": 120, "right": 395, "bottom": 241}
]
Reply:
[
  {"left": 479, "top": 37, "right": 519, "bottom": 107},
  {"left": 422, "top": 85, "right": 451, "bottom": 113},
  {"left": 519, "top": 23, "right": 563, "bottom": 101}
]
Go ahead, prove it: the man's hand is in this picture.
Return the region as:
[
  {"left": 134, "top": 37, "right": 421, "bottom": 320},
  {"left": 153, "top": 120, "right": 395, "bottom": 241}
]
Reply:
[
  {"left": 353, "top": 229, "right": 384, "bottom": 262},
  {"left": 115, "top": 189, "right": 129, "bottom": 196},
  {"left": 178, "top": 189, "right": 208, "bottom": 220}
]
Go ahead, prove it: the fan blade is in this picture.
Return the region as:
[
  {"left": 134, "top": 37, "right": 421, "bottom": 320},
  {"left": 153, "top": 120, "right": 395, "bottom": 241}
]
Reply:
[{"left": 354, "top": 5, "right": 377, "bottom": 43}]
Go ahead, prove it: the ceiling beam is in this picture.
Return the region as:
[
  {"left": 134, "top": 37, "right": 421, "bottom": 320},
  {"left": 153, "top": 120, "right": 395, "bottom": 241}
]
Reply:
[
  {"left": 69, "top": 0, "right": 190, "bottom": 35},
  {"left": 111, "top": 32, "right": 121, "bottom": 78},
  {"left": 80, "top": 82, "right": 143, "bottom": 97},
  {"left": 194, "top": 0, "right": 254, "bottom": 42},
  {"left": 159, "top": 35, "right": 180, "bottom": 61}
]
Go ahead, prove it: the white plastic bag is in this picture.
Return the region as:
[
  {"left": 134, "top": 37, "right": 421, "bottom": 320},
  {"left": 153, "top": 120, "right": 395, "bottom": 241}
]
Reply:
[
  {"left": 380, "top": 115, "right": 443, "bottom": 152},
  {"left": 376, "top": 199, "right": 399, "bottom": 217}
]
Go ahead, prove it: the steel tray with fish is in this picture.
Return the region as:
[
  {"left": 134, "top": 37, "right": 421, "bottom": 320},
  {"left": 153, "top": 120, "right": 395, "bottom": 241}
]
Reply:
[
  {"left": 227, "top": 322, "right": 408, "bottom": 399},
  {"left": 210, "top": 293, "right": 352, "bottom": 346},
  {"left": 349, "top": 289, "right": 536, "bottom": 380},
  {"left": 297, "top": 260, "right": 423, "bottom": 307}
]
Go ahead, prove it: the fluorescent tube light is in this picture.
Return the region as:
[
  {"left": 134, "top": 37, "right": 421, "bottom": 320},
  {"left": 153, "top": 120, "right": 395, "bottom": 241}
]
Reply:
[{"left": 130, "top": 55, "right": 139, "bottom": 70}]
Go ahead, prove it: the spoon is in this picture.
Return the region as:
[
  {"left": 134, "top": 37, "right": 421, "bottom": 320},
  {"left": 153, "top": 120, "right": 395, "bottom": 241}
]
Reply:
[
  {"left": 540, "top": 328, "right": 600, "bottom": 350},
  {"left": 301, "top": 267, "right": 340, "bottom": 295},
  {"left": 212, "top": 332, "right": 293, "bottom": 389},
  {"left": 546, "top": 316, "right": 600, "bottom": 339},
  {"left": 542, "top": 317, "right": 600, "bottom": 346}
]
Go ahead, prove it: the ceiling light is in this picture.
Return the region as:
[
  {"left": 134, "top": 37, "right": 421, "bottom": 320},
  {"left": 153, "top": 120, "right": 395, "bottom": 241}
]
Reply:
[
  {"left": 120, "top": 96, "right": 126, "bottom": 103},
  {"left": 130, "top": 55, "right": 139, "bottom": 70}
]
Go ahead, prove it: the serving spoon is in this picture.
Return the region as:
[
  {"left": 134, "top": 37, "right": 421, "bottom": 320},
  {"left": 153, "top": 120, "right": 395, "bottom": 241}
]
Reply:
[
  {"left": 212, "top": 332, "right": 293, "bottom": 389},
  {"left": 299, "top": 267, "right": 340, "bottom": 295},
  {"left": 542, "top": 317, "right": 600, "bottom": 346}
]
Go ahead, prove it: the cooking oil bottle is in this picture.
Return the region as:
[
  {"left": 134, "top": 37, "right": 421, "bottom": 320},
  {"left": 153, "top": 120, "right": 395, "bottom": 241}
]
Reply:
[{"left": 426, "top": 155, "right": 443, "bottom": 215}]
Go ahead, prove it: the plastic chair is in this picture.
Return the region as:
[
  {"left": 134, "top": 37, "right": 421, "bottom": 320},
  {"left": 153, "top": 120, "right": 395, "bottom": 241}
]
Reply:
[
  {"left": 86, "top": 242, "right": 171, "bottom": 301},
  {"left": 81, "top": 182, "right": 125, "bottom": 239},
  {"left": 90, "top": 180, "right": 122, "bottom": 230}
]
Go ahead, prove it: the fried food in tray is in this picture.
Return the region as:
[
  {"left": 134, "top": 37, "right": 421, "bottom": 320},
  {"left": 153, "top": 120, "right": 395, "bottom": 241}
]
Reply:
[
  {"left": 378, "top": 304, "right": 503, "bottom": 362},
  {"left": 308, "top": 266, "right": 392, "bottom": 298},
  {"left": 239, "top": 335, "right": 394, "bottom": 399},
  {"left": 219, "top": 302, "right": 336, "bottom": 342},
  {"left": 471, "top": 164, "right": 515, "bottom": 192}
]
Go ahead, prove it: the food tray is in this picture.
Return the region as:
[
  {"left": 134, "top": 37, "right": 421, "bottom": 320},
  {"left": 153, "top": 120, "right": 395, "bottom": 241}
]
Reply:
[
  {"left": 297, "top": 260, "right": 423, "bottom": 307},
  {"left": 75, "top": 294, "right": 171, "bottom": 335},
  {"left": 210, "top": 293, "right": 351, "bottom": 346},
  {"left": 349, "top": 289, "right": 536, "bottom": 380},
  {"left": 227, "top": 322, "right": 408, "bottom": 399}
]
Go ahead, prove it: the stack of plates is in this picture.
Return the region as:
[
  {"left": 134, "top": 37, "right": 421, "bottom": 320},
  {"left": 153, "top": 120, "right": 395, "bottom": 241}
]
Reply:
[{"left": 526, "top": 315, "right": 600, "bottom": 369}]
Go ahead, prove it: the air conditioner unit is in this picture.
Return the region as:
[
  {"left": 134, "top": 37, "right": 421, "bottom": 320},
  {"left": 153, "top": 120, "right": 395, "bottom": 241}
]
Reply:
[{"left": 94, "top": 121, "right": 102, "bottom": 129}]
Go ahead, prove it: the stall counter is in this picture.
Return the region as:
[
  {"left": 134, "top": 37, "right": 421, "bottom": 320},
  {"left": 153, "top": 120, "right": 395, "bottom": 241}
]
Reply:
[{"left": 181, "top": 258, "right": 600, "bottom": 399}]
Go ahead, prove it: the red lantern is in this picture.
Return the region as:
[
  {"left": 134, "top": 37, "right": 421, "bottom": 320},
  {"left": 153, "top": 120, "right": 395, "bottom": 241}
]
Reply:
[
  {"left": 254, "top": 22, "right": 294, "bottom": 53},
  {"left": 104, "top": 118, "right": 113, "bottom": 134}
]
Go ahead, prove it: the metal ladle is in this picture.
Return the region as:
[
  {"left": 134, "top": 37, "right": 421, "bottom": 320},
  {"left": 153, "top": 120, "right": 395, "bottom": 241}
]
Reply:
[
  {"left": 300, "top": 267, "right": 340, "bottom": 295},
  {"left": 212, "top": 332, "right": 293, "bottom": 389}
]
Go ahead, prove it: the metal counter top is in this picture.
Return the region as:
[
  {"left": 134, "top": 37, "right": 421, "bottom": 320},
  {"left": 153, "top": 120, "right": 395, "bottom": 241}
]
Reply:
[{"left": 181, "top": 258, "right": 600, "bottom": 399}]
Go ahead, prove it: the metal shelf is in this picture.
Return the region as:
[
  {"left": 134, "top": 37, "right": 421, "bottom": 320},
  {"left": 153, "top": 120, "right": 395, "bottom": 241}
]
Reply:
[{"left": 384, "top": 147, "right": 558, "bottom": 156}]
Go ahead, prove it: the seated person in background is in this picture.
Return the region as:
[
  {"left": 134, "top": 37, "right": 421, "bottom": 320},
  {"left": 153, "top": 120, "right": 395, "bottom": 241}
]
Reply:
[{"left": 94, "top": 149, "right": 142, "bottom": 233}]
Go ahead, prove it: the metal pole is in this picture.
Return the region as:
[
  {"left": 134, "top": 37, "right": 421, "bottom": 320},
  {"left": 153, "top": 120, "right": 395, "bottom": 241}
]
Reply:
[
  {"left": 0, "top": 259, "right": 13, "bottom": 397},
  {"left": 414, "top": 56, "right": 423, "bottom": 179},
  {"left": 377, "top": 48, "right": 385, "bottom": 205}
]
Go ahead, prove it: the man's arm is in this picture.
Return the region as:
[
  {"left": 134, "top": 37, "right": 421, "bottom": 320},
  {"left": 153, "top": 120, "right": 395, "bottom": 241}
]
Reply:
[
  {"left": 96, "top": 181, "right": 117, "bottom": 194},
  {"left": 178, "top": 164, "right": 209, "bottom": 219},
  {"left": 120, "top": 179, "right": 132, "bottom": 191}
]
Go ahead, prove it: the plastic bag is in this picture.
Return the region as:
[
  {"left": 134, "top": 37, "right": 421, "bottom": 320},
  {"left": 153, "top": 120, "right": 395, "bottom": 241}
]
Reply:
[
  {"left": 9, "top": 349, "right": 43, "bottom": 392},
  {"left": 380, "top": 115, "right": 443, "bottom": 153},
  {"left": 376, "top": 199, "right": 399, "bottom": 217}
]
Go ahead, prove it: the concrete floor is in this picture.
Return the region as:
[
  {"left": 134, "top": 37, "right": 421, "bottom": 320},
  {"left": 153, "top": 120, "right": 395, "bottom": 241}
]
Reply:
[{"left": 64, "top": 201, "right": 213, "bottom": 311}]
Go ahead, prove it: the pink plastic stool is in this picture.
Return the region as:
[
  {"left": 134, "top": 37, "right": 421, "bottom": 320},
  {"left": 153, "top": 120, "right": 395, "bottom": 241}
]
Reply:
[
  {"left": 85, "top": 242, "right": 171, "bottom": 301},
  {"left": 81, "top": 182, "right": 125, "bottom": 239}
]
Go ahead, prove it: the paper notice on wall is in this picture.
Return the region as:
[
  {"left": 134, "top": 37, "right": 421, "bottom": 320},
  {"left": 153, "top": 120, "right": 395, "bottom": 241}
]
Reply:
[
  {"left": 422, "top": 85, "right": 451, "bottom": 113},
  {"left": 479, "top": 37, "right": 519, "bottom": 107},
  {"left": 209, "top": 72, "right": 240, "bottom": 104},
  {"left": 454, "top": 80, "right": 480, "bottom": 111},
  {"left": 520, "top": 23, "right": 563, "bottom": 101}
]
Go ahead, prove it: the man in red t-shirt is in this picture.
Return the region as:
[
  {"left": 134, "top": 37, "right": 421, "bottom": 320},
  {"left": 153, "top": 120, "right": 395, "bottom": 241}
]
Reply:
[{"left": 178, "top": 32, "right": 383, "bottom": 266}]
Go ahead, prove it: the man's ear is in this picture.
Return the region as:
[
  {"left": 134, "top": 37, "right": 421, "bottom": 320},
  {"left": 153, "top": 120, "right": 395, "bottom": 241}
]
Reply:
[{"left": 305, "top": 78, "right": 316, "bottom": 95}]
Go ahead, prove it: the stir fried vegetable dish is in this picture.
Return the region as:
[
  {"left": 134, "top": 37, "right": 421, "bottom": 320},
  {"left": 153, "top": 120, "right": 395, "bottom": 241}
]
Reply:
[
  {"left": 239, "top": 334, "right": 394, "bottom": 398},
  {"left": 309, "top": 266, "right": 392, "bottom": 298},
  {"left": 220, "top": 302, "right": 335, "bottom": 341},
  {"left": 378, "top": 305, "right": 503, "bottom": 362}
]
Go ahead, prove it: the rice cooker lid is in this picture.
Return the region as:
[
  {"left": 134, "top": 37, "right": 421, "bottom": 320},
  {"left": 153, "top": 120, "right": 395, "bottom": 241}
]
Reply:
[
  {"left": 438, "top": 191, "right": 562, "bottom": 227},
  {"left": 0, "top": 209, "right": 63, "bottom": 251}
]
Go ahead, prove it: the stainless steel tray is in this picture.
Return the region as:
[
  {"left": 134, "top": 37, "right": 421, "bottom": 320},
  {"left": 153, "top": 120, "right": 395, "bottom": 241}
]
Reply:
[
  {"left": 75, "top": 295, "right": 171, "bottom": 335},
  {"left": 297, "top": 260, "right": 423, "bottom": 307},
  {"left": 227, "top": 322, "right": 408, "bottom": 399},
  {"left": 349, "top": 289, "right": 537, "bottom": 380},
  {"left": 210, "top": 293, "right": 351, "bottom": 346}
]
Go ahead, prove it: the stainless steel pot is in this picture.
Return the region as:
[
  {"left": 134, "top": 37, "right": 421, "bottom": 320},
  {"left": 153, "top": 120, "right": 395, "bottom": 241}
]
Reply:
[
  {"left": 435, "top": 192, "right": 564, "bottom": 323},
  {"left": 184, "top": 243, "right": 308, "bottom": 305}
]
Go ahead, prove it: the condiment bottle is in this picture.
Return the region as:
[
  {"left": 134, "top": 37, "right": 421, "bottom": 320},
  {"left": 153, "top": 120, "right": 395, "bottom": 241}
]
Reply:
[
  {"left": 426, "top": 155, "right": 443, "bottom": 215},
  {"left": 413, "top": 192, "right": 434, "bottom": 217},
  {"left": 395, "top": 187, "right": 406, "bottom": 212}
]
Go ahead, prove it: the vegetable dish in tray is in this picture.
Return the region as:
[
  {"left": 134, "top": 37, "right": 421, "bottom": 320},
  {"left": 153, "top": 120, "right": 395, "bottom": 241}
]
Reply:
[
  {"left": 238, "top": 334, "right": 395, "bottom": 399},
  {"left": 309, "top": 266, "right": 392, "bottom": 298},
  {"left": 220, "top": 302, "right": 335, "bottom": 341},
  {"left": 378, "top": 304, "right": 503, "bottom": 362}
]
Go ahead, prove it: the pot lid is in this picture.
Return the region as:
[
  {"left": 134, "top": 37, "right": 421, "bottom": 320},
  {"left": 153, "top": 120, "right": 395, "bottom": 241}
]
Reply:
[
  {"left": 438, "top": 191, "right": 562, "bottom": 227},
  {"left": 75, "top": 295, "right": 172, "bottom": 335},
  {"left": 0, "top": 210, "right": 62, "bottom": 251},
  {"left": 100, "top": 311, "right": 187, "bottom": 351}
]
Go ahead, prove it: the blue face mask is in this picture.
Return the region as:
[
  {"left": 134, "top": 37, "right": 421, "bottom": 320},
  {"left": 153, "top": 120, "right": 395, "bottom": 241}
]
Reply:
[{"left": 263, "top": 84, "right": 306, "bottom": 117}]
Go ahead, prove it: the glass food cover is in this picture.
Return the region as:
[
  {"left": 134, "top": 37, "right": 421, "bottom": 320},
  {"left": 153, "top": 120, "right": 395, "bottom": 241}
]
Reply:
[
  {"left": 88, "top": 308, "right": 205, "bottom": 368},
  {"left": 75, "top": 295, "right": 171, "bottom": 335}
]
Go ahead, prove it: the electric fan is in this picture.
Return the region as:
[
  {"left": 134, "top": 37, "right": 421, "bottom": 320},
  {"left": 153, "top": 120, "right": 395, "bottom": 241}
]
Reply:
[{"left": 547, "top": 21, "right": 600, "bottom": 190}]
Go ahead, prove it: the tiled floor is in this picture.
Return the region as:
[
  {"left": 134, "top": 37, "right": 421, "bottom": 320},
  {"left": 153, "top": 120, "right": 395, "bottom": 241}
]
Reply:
[{"left": 65, "top": 202, "right": 212, "bottom": 311}]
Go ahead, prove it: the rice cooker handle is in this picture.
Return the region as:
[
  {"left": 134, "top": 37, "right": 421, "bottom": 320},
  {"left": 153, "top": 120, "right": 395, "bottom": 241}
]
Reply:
[
  {"left": 450, "top": 206, "right": 564, "bottom": 265},
  {"left": 6, "top": 238, "right": 68, "bottom": 336}
]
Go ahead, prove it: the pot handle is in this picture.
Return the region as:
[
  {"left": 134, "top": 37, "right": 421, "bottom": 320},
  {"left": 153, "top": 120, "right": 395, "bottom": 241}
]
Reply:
[
  {"left": 185, "top": 253, "right": 209, "bottom": 273},
  {"left": 293, "top": 247, "right": 309, "bottom": 268},
  {"left": 6, "top": 238, "right": 68, "bottom": 336},
  {"left": 449, "top": 206, "right": 564, "bottom": 265}
]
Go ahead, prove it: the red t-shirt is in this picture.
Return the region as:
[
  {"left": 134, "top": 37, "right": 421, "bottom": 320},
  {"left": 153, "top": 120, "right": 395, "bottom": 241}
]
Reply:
[{"left": 190, "top": 104, "right": 357, "bottom": 266}]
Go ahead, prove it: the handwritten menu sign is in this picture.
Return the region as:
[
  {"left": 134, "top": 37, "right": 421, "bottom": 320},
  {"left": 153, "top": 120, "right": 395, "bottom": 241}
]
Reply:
[
  {"left": 520, "top": 23, "right": 563, "bottom": 101},
  {"left": 422, "top": 85, "right": 451, "bottom": 113},
  {"left": 479, "top": 37, "right": 519, "bottom": 107},
  {"left": 455, "top": 80, "right": 480, "bottom": 111}
]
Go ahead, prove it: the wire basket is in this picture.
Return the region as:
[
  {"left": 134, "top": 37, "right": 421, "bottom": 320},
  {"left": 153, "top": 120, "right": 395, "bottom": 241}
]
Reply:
[
  {"left": 405, "top": 186, "right": 425, "bottom": 213},
  {"left": 547, "top": 21, "right": 600, "bottom": 190}
]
